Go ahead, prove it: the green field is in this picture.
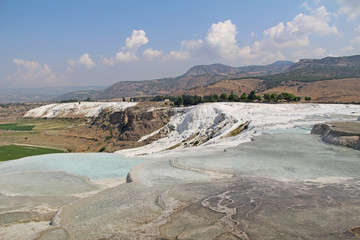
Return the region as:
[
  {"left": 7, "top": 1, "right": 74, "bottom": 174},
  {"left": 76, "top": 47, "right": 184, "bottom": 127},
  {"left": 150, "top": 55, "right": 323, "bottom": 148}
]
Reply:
[
  {"left": 0, "top": 145, "right": 64, "bottom": 161},
  {"left": 0, "top": 123, "right": 35, "bottom": 131}
]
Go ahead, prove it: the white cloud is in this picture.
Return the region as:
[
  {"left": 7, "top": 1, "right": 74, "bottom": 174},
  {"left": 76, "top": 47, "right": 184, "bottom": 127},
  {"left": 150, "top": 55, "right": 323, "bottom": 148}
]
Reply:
[
  {"left": 242, "top": 41, "right": 285, "bottom": 64},
  {"left": 115, "top": 51, "right": 139, "bottom": 62},
  {"left": 142, "top": 48, "right": 162, "bottom": 60},
  {"left": 181, "top": 39, "right": 204, "bottom": 51},
  {"left": 157, "top": 20, "right": 247, "bottom": 62},
  {"left": 205, "top": 20, "right": 241, "bottom": 60},
  {"left": 355, "top": 24, "right": 360, "bottom": 33},
  {"left": 125, "top": 30, "right": 149, "bottom": 49},
  {"left": 262, "top": 6, "right": 338, "bottom": 49},
  {"left": 4, "top": 59, "right": 57, "bottom": 87},
  {"left": 78, "top": 53, "right": 96, "bottom": 68},
  {"left": 65, "top": 66, "right": 73, "bottom": 74},
  {"left": 68, "top": 59, "right": 76, "bottom": 67},
  {"left": 340, "top": 45, "right": 354, "bottom": 51},
  {"left": 102, "top": 30, "right": 149, "bottom": 66},
  {"left": 352, "top": 25, "right": 360, "bottom": 44},
  {"left": 163, "top": 51, "right": 190, "bottom": 61},
  {"left": 101, "top": 57, "right": 116, "bottom": 67},
  {"left": 183, "top": 12, "right": 335, "bottom": 64},
  {"left": 263, "top": 22, "right": 310, "bottom": 48},
  {"left": 68, "top": 53, "right": 96, "bottom": 70},
  {"left": 351, "top": 36, "right": 360, "bottom": 43},
  {"left": 301, "top": 2, "right": 313, "bottom": 11},
  {"left": 338, "top": 0, "right": 360, "bottom": 20},
  {"left": 135, "top": 7, "right": 338, "bottom": 66}
]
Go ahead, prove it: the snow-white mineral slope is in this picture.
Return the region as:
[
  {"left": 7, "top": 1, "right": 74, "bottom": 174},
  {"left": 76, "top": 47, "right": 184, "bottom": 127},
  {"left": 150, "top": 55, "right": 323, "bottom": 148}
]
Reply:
[
  {"left": 117, "top": 102, "right": 360, "bottom": 157},
  {"left": 24, "top": 102, "right": 137, "bottom": 118}
]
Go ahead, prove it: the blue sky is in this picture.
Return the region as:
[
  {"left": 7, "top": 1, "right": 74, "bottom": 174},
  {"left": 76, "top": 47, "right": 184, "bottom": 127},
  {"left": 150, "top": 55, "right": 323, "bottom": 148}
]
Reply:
[{"left": 0, "top": 0, "right": 359, "bottom": 88}]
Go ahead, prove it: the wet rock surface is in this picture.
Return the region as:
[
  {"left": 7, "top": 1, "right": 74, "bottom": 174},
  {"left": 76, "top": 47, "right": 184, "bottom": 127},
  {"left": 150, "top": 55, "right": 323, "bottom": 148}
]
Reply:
[
  {"left": 2, "top": 133, "right": 359, "bottom": 239},
  {"left": 312, "top": 122, "right": 360, "bottom": 150},
  {"left": 38, "top": 134, "right": 360, "bottom": 240}
]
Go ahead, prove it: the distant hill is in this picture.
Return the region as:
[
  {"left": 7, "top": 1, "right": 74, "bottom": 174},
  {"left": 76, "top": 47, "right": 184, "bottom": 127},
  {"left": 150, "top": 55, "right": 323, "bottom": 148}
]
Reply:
[
  {"left": 184, "top": 61, "right": 293, "bottom": 76},
  {"left": 52, "top": 90, "right": 99, "bottom": 102},
  {"left": 0, "top": 93, "right": 53, "bottom": 103},
  {"left": 177, "top": 55, "right": 360, "bottom": 103},
  {"left": 257, "top": 55, "right": 360, "bottom": 88},
  {"left": 286, "top": 55, "right": 360, "bottom": 71},
  {"left": 95, "top": 61, "right": 293, "bottom": 99},
  {"left": 0, "top": 86, "right": 106, "bottom": 103}
]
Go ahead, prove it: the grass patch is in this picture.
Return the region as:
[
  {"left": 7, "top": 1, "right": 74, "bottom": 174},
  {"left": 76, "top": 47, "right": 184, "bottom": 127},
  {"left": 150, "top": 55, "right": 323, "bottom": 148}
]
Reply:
[
  {"left": 20, "top": 118, "right": 80, "bottom": 131},
  {"left": 0, "top": 145, "right": 64, "bottom": 161},
  {"left": 0, "top": 123, "right": 34, "bottom": 131},
  {"left": 165, "top": 142, "right": 182, "bottom": 151},
  {"left": 228, "top": 121, "right": 250, "bottom": 137},
  {"left": 0, "top": 131, "right": 39, "bottom": 137}
]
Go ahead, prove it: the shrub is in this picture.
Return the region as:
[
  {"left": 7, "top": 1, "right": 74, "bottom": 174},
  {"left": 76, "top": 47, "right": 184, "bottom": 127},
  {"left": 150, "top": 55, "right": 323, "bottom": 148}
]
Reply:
[{"left": 219, "top": 93, "right": 228, "bottom": 101}]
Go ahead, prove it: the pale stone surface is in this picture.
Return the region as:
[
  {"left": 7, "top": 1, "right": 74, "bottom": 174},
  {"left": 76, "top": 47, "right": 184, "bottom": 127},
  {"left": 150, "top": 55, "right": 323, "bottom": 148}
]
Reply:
[{"left": 312, "top": 122, "right": 360, "bottom": 150}]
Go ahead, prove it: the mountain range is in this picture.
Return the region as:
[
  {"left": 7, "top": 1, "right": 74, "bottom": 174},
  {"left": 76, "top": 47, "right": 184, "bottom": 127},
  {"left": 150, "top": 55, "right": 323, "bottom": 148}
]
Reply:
[
  {"left": 94, "top": 55, "right": 359, "bottom": 101},
  {"left": 175, "top": 55, "right": 360, "bottom": 103},
  {"left": 1, "top": 55, "right": 359, "bottom": 103},
  {"left": 95, "top": 61, "right": 293, "bottom": 99}
]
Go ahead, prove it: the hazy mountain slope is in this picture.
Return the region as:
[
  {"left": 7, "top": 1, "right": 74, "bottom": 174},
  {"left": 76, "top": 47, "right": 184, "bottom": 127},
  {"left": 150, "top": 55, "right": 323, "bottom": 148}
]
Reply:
[
  {"left": 0, "top": 86, "right": 106, "bottom": 103},
  {"left": 52, "top": 90, "right": 99, "bottom": 102},
  {"left": 184, "top": 61, "right": 293, "bottom": 76},
  {"left": 96, "top": 61, "right": 293, "bottom": 99},
  {"left": 0, "top": 93, "right": 53, "bottom": 103}
]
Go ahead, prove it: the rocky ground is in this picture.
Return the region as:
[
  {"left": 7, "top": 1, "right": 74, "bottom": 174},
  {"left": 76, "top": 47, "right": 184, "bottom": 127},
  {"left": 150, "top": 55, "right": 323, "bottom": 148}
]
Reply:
[{"left": 311, "top": 121, "right": 360, "bottom": 150}]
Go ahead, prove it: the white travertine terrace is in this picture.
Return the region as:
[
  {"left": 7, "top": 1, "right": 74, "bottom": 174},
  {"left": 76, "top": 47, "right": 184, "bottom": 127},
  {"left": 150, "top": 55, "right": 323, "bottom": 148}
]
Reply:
[
  {"left": 117, "top": 102, "right": 360, "bottom": 156},
  {"left": 24, "top": 102, "right": 137, "bottom": 118}
]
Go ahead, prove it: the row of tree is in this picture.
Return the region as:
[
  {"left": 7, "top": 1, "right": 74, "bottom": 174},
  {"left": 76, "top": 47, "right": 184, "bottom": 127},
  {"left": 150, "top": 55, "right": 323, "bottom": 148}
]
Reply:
[
  {"left": 263, "top": 92, "right": 307, "bottom": 102},
  {"left": 152, "top": 91, "right": 308, "bottom": 107}
]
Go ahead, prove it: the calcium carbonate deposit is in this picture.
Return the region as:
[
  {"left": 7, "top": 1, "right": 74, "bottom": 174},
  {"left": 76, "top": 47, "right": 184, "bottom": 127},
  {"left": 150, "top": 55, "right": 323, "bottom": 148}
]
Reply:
[
  {"left": 24, "top": 102, "right": 137, "bottom": 118},
  {"left": 117, "top": 102, "right": 360, "bottom": 156}
]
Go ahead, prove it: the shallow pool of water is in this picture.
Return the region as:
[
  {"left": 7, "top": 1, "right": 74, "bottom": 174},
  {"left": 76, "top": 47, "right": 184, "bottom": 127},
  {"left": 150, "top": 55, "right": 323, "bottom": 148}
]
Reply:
[
  {"left": 264, "top": 125, "right": 312, "bottom": 134},
  {"left": 0, "top": 153, "right": 145, "bottom": 180},
  {"left": 177, "top": 133, "right": 360, "bottom": 181}
]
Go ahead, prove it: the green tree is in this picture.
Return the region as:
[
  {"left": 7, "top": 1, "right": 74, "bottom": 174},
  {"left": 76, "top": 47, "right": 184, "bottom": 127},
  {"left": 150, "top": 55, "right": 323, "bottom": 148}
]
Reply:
[
  {"left": 174, "top": 96, "right": 183, "bottom": 107},
  {"left": 305, "top": 96, "right": 311, "bottom": 102},
  {"left": 248, "top": 91, "right": 257, "bottom": 101},
  {"left": 277, "top": 93, "right": 284, "bottom": 101},
  {"left": 239, "top": 93, "right": 248, "bottom": 102},
  {"left": 219, "top": 93, "right": 228, "bottom": 101},
  {"left": 263, "top": 93, "right": 271, "bottom": 102},
  {"left": 211, "top": 94, "right": 219, "bottom": 102},
  {"left": 270, "top": 93, "right": 278, "bottom": 102},
  {"left": 228, "top": 93, "right": 238, "bottom": 101},
  {"left": 281, "top": 92, "right": 295, "bottom": 102}
]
